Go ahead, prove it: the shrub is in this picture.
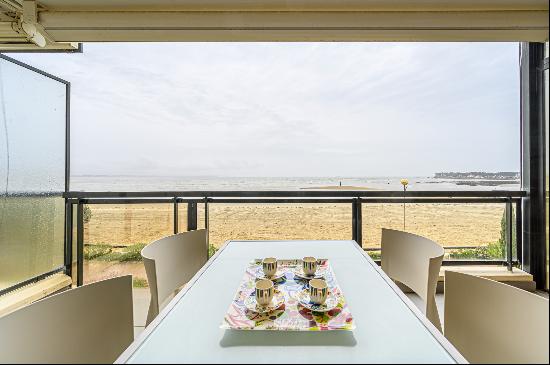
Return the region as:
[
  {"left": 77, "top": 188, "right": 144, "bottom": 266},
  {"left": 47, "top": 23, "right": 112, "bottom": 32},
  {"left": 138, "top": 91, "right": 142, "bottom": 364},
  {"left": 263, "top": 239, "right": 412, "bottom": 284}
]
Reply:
[
  {"left": 449, "top": 207, "right": 515, "bottom": 260},
  {"left": 208, "top": 244, "right": 219, "bottom": 258},
  {"left": 367, "top": 251, "right": 381, "bottom": 260},
  {"left": 83, "top": 205, "right": 93, "bottom": 223},
  {"left": 84, "top": 244, "right": 112, "bottom": 260},
  {"left": 86, "top": 242, "right": 221, "bottom": 263},
  {"left": 85, "top": 243, "right": 146, "bottom": 262},
  {"left": 449, "top": 242, "right": 502, "bottom": 260},
  {"left": 133, "top": 278, "right": 149, "bottom": 288},
  {"left": 114, "top": 243, "right": 147, "bottom": 262}
]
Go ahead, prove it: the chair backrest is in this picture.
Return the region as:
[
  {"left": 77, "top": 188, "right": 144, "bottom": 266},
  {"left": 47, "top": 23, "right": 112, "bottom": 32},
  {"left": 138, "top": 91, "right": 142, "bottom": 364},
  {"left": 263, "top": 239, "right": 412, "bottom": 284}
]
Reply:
[
  {"left": 141, "top": 229, "right": 207, "bottom": 325},
  {"left": 381, "top": 228, "right": 444, "bottom": 330},
  {"left": 444, "top": 270, "right": 549, "bottom": 364},
  {"left": 0, "top": 275, "right": 133, "bottom": 364}
]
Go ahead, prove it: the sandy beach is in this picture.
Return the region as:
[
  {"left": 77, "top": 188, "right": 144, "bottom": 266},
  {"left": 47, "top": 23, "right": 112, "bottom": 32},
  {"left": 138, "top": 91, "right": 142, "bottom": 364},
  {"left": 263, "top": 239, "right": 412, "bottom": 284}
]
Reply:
[
  {"left": 84, "top": 202, "right": 504, "bottom": 249},
  {"left": 81, "top": 202, "right": 505, "bottom": 285}
]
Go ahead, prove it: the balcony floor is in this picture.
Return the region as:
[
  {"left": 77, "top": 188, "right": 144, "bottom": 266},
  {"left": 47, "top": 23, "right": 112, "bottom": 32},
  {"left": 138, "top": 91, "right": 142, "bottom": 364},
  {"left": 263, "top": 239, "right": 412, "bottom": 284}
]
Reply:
[{"left": 133, "top": 288, "right": 150, "bottom": 338}]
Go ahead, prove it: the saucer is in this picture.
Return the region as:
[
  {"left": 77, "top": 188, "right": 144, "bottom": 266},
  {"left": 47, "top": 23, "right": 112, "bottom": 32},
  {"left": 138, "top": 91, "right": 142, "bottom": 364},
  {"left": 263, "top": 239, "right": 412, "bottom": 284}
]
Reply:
[
  {"left": 244, "top": 291, "right": 286, "bottom": 314},
  {"left": 255, "top": 269, "right": 286, "bottom": 281},
  {"left": 292, "top": 267, "right": 327, "bottom": 280},
  {"left": 295, "top": 289, "right": 339, "bottom": 312}
]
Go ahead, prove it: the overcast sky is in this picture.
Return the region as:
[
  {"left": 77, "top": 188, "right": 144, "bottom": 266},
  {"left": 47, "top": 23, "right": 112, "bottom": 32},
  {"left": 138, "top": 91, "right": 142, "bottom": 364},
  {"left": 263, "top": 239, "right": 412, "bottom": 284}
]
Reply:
[{"left": 12, "top": 42, "right": 520, "bottom": 177}]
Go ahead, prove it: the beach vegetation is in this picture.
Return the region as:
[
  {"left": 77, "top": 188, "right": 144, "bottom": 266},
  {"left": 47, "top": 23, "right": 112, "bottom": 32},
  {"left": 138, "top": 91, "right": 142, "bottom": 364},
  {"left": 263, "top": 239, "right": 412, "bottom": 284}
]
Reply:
[
  {"left": 208, "top": 244, "right": 219, "bottom": 258},
  {"left": 83, "top": 244, "right": 112, "bottom": 260},
  {"left": 367, "top": 251, "right": 381, "bottom": 260},
  {"left": 83, "top": 205, "right": 93, "bottom": 223},
  {"left": 85, "top": 242, "right": 220, "bottom": 263},
  {"left": 133, "top": 277, "right": 149, "bottom": 288},
  {"left": 114, "top": 243, "right": 147, "bottom": 262},
  {"left": 83, "top": 243, "right": 146, "bottom": 262},
  {"left": 449, "top": 209, "right": 515, "bottom": 260}
]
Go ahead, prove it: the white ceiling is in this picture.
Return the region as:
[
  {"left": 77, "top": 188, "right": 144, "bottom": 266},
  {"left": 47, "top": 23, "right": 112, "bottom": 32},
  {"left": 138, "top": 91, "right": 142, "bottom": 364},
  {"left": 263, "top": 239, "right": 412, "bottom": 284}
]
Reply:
[
  {"left": 1, "top": 0, "right": 548, "bottom": 51},
  {"left": 25, "top": 0, "right": 550, "bottom": 11}
]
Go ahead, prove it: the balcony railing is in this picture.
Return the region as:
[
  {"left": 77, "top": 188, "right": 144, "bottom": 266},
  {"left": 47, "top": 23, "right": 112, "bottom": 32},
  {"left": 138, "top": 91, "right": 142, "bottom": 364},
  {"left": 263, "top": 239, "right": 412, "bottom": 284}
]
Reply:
[{"left": 62, "top": 190, "right": 525, "bottom": 287}]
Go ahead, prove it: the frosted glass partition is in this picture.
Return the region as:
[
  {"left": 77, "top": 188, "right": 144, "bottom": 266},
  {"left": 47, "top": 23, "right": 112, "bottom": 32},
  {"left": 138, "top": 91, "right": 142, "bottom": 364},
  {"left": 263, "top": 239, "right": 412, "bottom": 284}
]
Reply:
[{"left": 0, "top": 56, "right": 67, "bottom": 291}]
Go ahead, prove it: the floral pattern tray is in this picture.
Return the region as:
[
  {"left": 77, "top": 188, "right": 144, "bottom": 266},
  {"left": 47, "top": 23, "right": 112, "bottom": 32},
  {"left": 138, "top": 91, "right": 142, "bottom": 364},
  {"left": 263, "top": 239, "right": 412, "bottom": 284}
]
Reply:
[{"left": 221, "top": 259, "right": 355, "bottom": 331}]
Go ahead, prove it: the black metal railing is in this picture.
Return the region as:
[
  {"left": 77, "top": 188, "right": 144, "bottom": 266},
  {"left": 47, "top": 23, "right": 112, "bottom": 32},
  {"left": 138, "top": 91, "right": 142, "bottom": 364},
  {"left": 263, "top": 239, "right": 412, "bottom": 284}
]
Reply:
[{"left": 63, "top": 190, "right": 525, "bottom": 287}]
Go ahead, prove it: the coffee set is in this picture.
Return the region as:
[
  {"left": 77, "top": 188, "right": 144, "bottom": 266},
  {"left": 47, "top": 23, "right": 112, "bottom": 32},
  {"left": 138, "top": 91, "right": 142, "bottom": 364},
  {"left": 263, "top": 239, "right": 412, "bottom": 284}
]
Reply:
[{"left": 245, "top": 257, "right": 338, "bottom": 314}]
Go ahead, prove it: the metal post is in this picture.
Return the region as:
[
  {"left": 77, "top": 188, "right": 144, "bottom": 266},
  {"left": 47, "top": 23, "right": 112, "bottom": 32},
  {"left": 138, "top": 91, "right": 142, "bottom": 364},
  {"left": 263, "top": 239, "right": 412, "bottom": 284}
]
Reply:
[
  {"left": 352, "top": 199, "right": 357, "bottom": 242},
  {"left": 403, "top": 189, "right": 406, "bottom": 230},
  {"left": 205, "top": 198, "right": 210, "bottom": 260},
  {"left": 64, "top": 201, "right": 73, "bottom": 278},
  {"left": 187, "top": 201, "right": 198, "bottom": 231},
  {"left": 515, "top": 200, "right": 523, "bottom": 266},
  {"left": 76, "top": 200, "right": 84, "bottom": 286},
  {"left": 506, "top": 200, "right": 513, "bottom": 271},
  {"left": 352, "top": 198, "right": 362, "bottom": 247},
  {"left": 173, "top": 198, "right": 178, "bottom": 234},
  {"left": 356, "top": 198, "right": 362, "bottom": 247}
]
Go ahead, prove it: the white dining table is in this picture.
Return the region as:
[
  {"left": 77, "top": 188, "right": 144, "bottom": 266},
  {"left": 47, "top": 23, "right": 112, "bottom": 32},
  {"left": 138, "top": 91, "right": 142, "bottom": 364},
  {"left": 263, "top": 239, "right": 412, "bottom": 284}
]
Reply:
[{"left": 116, "top": 240, "right": 466, "bottom": 364}]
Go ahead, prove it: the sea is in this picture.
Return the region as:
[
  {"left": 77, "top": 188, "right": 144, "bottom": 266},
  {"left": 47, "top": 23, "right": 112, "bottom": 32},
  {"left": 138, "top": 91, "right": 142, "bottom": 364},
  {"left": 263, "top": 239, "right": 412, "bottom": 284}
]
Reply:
[{"left": 70, "top": 175, "right": 521, "bottom": 192}]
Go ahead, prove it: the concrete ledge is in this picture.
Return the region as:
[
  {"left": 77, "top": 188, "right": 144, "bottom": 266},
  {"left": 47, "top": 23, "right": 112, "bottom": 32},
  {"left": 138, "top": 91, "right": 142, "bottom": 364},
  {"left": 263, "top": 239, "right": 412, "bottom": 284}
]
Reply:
[
  {"left": 0, "top": 274, "right": 72, "bottom": 318},
  {"left": 396, "top": 265, "right": 536, "bottom": 293},
  {"left": 439, "top": 265, "right": 533, "bottom": 282},
  {"left": 438, "top": 266, "right": 535, "bottom": 292}
]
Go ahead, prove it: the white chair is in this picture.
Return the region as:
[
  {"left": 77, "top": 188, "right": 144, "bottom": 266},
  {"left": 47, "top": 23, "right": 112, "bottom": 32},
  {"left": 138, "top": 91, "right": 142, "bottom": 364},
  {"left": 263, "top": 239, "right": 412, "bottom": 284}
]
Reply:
[
  {"left": 444, "top": 270, "right": 549, "bottom": 364},
  {"left": 0, "top": 275, "right": 133, "bottom": 364},
  {"left": 142, "top": 229, "right": 207, "bottom": 326},
  {"left": 381, "top": 228, "right": 444, "bottom": 331}
]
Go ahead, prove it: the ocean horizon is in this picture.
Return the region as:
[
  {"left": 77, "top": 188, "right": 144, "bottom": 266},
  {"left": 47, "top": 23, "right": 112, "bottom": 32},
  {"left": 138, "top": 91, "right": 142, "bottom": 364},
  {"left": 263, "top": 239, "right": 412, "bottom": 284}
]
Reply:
[{"left": 70, "top": 175, "right": 521, "bottom": 192}]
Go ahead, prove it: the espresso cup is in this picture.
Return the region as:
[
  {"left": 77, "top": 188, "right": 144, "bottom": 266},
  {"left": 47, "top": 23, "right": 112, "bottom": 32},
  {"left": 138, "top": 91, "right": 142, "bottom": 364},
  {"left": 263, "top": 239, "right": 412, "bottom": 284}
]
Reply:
[
  {"left": 309, "top": 279, "right": 328, "bottom": 305},
  {"left": 262, "top": 257, "right": 277, "bottom": 278},
  {"left": 255, "top": 279, "right": 274, "bottom": 306},
  {"left": 302, "top": 257, "right": 317, "bottom": 277}
]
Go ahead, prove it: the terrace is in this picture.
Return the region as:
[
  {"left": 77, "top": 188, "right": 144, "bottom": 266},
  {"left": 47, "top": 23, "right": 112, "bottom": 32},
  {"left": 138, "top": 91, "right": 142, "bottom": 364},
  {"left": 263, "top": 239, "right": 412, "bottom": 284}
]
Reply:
[{"left": 0, "top": 1, "right": 549, "bottom": 364}]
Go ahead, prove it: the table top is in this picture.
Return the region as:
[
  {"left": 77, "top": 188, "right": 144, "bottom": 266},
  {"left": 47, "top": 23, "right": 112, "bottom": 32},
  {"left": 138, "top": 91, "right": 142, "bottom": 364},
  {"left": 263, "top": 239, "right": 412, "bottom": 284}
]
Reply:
[{"left": 117, "top": 240, "right": 466, "bottom": 364}]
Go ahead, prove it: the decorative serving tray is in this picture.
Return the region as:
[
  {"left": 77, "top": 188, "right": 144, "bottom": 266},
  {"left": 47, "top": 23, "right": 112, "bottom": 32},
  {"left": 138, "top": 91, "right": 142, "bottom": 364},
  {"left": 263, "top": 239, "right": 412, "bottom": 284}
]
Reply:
[{"left": 221, "top": 259, "right": 355, "bottom": 331}]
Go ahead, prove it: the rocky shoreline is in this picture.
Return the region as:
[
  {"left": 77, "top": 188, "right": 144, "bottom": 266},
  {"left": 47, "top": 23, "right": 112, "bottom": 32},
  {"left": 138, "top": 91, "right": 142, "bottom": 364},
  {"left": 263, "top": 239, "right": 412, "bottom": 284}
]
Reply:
[
  {"left": 434, "top": 171, "right": 520, "bottom": 180},
  {"left": 434, "top": 172, "right": 520, "bottom": 186}
]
